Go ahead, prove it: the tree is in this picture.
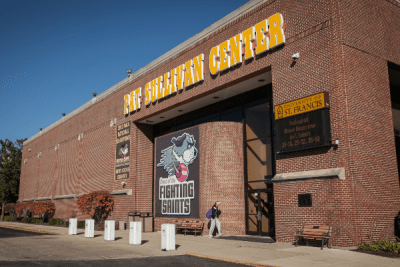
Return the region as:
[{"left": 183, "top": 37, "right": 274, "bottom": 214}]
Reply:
[
  {"left": 0, "top": 138, "right": 26, "bottom": 220},
  {"left": 77, "top": 191, "right": 114, "bottom": 229}
]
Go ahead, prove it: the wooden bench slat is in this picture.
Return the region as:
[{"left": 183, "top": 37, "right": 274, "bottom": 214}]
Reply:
[
  {"left": 295, "top": 225, "right": 332, "bottom": 250},
  {"left": 171, "top": 220, "right": 203, "bottom": 236}
]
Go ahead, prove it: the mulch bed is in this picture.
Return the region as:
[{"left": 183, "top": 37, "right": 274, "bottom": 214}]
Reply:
[{"left": 352, "top": 249, "right": 400, "bottom": 259}]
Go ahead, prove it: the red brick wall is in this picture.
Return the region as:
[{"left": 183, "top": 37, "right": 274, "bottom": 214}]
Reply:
[
  {"left": 18, "top": 0, "right": 400, "bottom": 246},
  {"left": 154, "top": 122, "right": 245, "bottom": 235},
  {"left": 273, "top": 0, "right": 400, "bottom": 247}
]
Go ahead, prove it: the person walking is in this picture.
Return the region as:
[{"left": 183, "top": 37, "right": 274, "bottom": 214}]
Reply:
[{"left": 209, "top": 201, "right": 222, "bottom": 238}]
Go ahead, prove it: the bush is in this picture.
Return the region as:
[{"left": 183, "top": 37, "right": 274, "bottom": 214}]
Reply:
[
  {"left": 3, "top": 215, "right": 12, "bottom": 221},
  {"left": 77, "top": 191, "right": 114, "bottom": 228},
  {"left": 22, "top": 217, "right": 41, "bottom": 224},
  {"left": 30, "top": 201, "right": 55, "bottom": 223},
  {"left": 5, "top": 204, "right": 16, "bottom": 220},
  {"left": 15, "top": 202, "right": 32, "bottom": 218},
  {"left": 49, "top": 218, "right": 63, "bottom": 225},
  {"left": 16, "top": 217, "right": 23, "bottom": 222},
  {"left": 358, "top": 239, "right": 400, "bottom": 254},
  {"left": 65, "top": 221, "right": 69, "bottom": 227}
]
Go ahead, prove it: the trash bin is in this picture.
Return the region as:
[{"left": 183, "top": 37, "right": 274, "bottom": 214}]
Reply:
[
  {"left": 139, "top": 212, "right": 153, "bottom": 232},
  {"left": 119, "top": 219, "right": 125, "bottom": 230},
  {"left": 161, "top": 224, "right": 175, "bottom": 251},
  {"left": 128, "top": 211, "right": 141, "bottom": 222}
]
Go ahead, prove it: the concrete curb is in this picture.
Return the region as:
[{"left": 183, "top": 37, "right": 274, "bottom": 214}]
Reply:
[{"left": 0, "top": 224, "right": 63, "bottom": 235}]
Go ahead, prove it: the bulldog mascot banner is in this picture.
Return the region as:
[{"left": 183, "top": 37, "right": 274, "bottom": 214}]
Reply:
[{"left": 155, "top": 127, "right": 199, "bottom": 218}]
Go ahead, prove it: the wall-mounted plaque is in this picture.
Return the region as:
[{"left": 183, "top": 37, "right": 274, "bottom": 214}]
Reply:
[
  {"left": 274, "top": 92, "right": 330, "bottom": 120},
  {"left": 275, "top": 108, "right": 331, "bottom": 153},
  {"left": 115, "top": 121, "right": 130, "bottom": 180}
]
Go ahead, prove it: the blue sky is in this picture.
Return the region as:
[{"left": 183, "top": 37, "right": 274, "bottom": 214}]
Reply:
[{"left": 0, "top": 0, "right": 248, "bottom": 143}]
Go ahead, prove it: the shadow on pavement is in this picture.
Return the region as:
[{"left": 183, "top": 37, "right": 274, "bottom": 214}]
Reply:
[{"left": 0, "top": 228, "right": 55, "bottom": 239}]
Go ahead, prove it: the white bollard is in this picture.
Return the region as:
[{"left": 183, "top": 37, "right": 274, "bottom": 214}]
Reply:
[
  {"left": 104, "top": 220, "right": 115, "bottom": 241},
  {"left": 119, "top": 220, "right": 125, "bottom": 230},
  {"left": 129, "top": 221, "right": 142, "bottom": 245},
  {"left": 161, "top": 224, "right": 175, "bottom": 251},
  {"left": 69, "top": 218, "right": 77, "bottom": 235},
  {"left": 85, "top": 219, "right": 94, "bottom": 238}
]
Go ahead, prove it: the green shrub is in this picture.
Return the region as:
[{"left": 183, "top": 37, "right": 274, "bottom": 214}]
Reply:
[
  {"left": 16, "top": 217, "right": 23, "bottom": 222},
  {"left": 358, "top": 243, "right": 379, "bottom": 251},
  {"left": 22, "top": 217, "right": 41, "bottom": 224},
  {"left": 4, "top": 215, "right": 12, "bottom": 221},
  {"left": 358, "top": 239, "right": 400, "bottom": 254},
  {"left": 65, "top": 221, "right": 69, "bottom": 227},
  {"left": 49, "top": 218, "right": 63, "bottom": 225}
]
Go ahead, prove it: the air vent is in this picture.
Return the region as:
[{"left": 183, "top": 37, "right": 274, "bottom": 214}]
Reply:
[{"left": 298, "top": 194, "right": 312, "bottom": 207}]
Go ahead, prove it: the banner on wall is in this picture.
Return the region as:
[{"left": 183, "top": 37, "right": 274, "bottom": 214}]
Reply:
[
  {"left": 155, "top": 127, "right": 199, "bottom": 217},
  {"left": 115, "top": 121, "right": 130, "bottom": 180}
]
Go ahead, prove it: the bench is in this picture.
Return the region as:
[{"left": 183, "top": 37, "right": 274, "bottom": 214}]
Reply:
[
  {"left": 172, "top": 220, "right": 204, "bottom": 236},
  {"left": 294, "top": 225, "right": 332, "bottom": 249}
]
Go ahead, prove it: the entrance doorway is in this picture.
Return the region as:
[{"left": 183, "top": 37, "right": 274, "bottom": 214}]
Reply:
[
  {"left": 246, "top": 189, "right": 273, "bottom": 236},
  {"left": 243, "top": 85, "right": 275, "bottom": 236},
  {"left": 153, "top": 83, "right": 276, "bottom": 236}
]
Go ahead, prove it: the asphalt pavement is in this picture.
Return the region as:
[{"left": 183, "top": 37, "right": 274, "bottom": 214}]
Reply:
[
  {"left": 0, "top": 255, "right": 252, "bottom": 267},
  {"left": 1, "top": 221, "right": 400, "bottom": 267}
]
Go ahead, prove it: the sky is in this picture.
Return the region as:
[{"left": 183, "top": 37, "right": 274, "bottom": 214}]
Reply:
[{"left": 0, "top": 0, "right": 249, "bottom": 144}]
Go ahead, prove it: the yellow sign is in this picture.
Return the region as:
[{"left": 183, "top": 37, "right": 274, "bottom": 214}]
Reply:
[
  {"left": 124, "top": 54, "right": 204, "bottom": 114},
  {"left": 209, "top": 13, "right": 285, "bottom": 75},
  {"left": 274, "top": 92, "right": 329, "bottom": 120},
  {"left": 123, "top": 13, "right": 286, "bottom": 115}
]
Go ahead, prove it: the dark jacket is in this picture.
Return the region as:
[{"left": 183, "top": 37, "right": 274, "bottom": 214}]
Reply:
[{"left": 211, "top": 205, "right": 219, "bottom": 219}]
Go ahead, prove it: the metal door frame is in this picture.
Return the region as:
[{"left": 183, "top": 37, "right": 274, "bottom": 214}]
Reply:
[{"left": 245, "top": 188, "right": 273, "bottom": 236}]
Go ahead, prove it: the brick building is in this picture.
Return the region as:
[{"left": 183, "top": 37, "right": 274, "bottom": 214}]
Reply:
[{"left": 18, "top": 0, "right": 400, "bottom": 247}]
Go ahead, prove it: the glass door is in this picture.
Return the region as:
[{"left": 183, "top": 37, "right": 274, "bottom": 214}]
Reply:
[
  {"left": 246, "top": 189, "right": 273, "bottom": 235},
  {"left": 243, "top": 85, "right": 275, "bottom": 236}
]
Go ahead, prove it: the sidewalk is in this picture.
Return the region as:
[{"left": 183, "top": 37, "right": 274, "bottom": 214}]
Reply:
[{"left": 1, "top": 221, "right": 399, "bottom": 267}]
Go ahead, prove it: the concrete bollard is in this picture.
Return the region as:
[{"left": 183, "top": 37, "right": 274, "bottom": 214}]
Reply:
[
  {"left": 119, "top": 220, "right": 125, "bottom": 230},
  {"left": 85, "top": 219, "right": 94, "bottom": 238},
  {"left": 161, "top": 224, "right": 175, "bottom": 251},
  {"left": 129, "top": 221, "right": 142, "bottom": 245},
  {"left": 104, "top": 220, "right": 115, "bottom": 241},
  {"left": 68, "top": 218, "right": 77, "bottom": 235}
]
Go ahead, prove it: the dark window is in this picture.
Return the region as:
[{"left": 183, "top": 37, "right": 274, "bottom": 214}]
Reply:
[
  {"left": 193, "top": 103, "right": 220, "bottom": 125},
  {"left": 156, "top": 118, "right": 175, "bottom": 137},
  {"left": 298, "top": 194, "right": 312, "bottom": 207},
  {"left": 176, "top": 112, "right": 194, "bottom": 131}
]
